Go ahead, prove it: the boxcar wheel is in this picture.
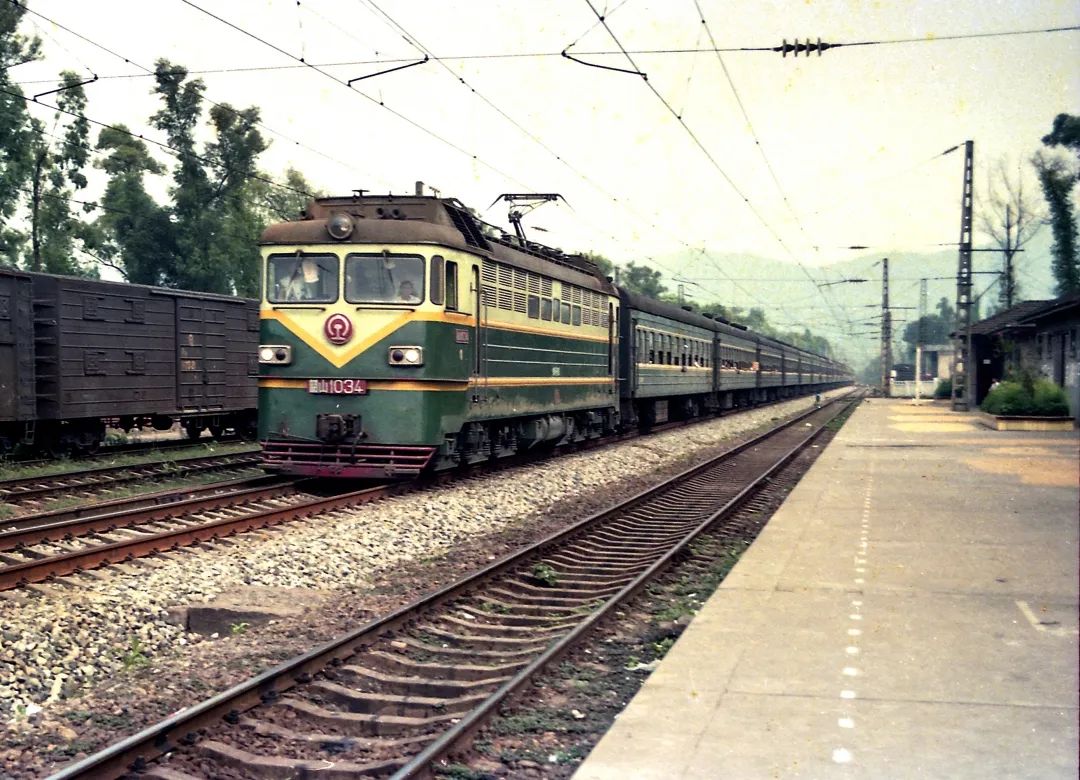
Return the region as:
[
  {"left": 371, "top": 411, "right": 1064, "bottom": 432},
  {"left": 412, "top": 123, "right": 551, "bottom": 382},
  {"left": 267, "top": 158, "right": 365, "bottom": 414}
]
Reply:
[{"left": 183, "top": 422, "right": 203, "bottom": 441}]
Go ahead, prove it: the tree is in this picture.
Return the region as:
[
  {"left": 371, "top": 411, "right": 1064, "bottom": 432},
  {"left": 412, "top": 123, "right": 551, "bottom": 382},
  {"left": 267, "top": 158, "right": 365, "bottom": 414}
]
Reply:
[
  {"left": 976, "top": 157, "right": 1042, "bottom": 308},
  {"left": 901, "top": 314, "right": 951, "bottom": 356},
  {"left": 248, "top": 166, "right": 319, "bottom": 223},
  {"left": 26, "top": 71, "right": 95, "bottom": 275},
  {"left": 149, "top": 59, "right": 267, "bottom": 294},
  {"left": 92, "top": 125, "right": 172, "bottom": 284},
  {"left": 620, "top": 261, "right": 666, "bottom": 298},
  {"left": 1033, "top": 113, "right": 1079, "bottom": 295},
  {"left": 0, "top": 3, "right": 40, "bottom": 265}
]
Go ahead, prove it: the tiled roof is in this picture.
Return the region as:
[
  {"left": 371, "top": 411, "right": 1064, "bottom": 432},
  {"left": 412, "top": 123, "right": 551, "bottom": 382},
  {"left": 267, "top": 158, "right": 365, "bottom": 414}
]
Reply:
[{"left": 965, "top": 292, "right": 1080, "bottom": 336}]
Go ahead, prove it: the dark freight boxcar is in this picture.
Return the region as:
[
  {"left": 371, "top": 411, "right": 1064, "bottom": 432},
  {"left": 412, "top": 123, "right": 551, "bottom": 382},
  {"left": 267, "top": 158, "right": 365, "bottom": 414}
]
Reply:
[
  {"left": 0, "top": 268, "right": 258, "bottom": 454},
  {"left": 0, "top": 270, "right": 35, "bottom": 428}
]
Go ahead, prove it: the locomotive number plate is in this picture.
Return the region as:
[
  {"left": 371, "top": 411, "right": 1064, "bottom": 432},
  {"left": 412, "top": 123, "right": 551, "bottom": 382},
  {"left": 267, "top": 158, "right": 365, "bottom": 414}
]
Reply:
[{"left": 308, "top": 379, "right": 368, "bottom": 395}]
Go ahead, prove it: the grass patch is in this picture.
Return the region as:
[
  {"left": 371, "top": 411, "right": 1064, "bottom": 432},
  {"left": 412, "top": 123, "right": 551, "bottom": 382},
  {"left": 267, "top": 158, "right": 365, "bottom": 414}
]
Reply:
[{"left": 0, "top": 441, "right": 257, "bottom": 481}]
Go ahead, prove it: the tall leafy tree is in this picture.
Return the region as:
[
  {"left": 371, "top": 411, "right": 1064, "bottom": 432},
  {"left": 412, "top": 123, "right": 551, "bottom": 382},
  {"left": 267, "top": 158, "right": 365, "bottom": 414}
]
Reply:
[
  {"left": 0, "top": 3, "right": 39, "bottom": 265},
  {"left": 149, "top": 59, "right": 267, "bottom": 294},
  {"left": 27, "top": 71, "right": 94, "bottom": 275},
  {"left": 92, "top": 125, "right": 172, "bottom": 284},
  {"left": 1033, "top": 113, "right": 1080, "bottom": 295}
]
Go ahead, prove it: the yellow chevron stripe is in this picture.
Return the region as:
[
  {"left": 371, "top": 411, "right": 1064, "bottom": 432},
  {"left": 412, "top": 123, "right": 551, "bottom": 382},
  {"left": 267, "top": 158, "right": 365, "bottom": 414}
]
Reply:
[{"left": 262, "top": 309, "right": 473, "bottom": 368}]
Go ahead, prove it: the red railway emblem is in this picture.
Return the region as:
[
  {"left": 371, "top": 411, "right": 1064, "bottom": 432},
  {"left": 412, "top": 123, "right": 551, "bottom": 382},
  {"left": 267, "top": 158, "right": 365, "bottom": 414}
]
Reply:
[{"left": 324, "top": 313, "right": 353, "bottom": 345}]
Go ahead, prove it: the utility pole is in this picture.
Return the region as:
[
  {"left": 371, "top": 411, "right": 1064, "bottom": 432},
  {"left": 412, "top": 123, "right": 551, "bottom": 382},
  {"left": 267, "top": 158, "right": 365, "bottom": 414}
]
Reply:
[
  {"left": 951, "top": 139, "right": 974, "bottom": 411},
  {"left": 880, "top": 258, "right": 891, "bottom": 397}
]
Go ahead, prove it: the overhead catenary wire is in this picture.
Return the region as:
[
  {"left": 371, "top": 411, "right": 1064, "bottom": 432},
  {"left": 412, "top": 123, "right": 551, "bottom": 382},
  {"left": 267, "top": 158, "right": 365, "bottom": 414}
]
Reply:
[
  {"left": 5, "top": 0, "right": 390, "bottom": 192},
  {"left": 11, "top": 22, "right": 1079, "bottom": 86},
  {"left": 571, "top": 0, "right": 848, "bottom": 334},
  {"left": 347, "top": 0, "right": 786, "bottom": 315}
]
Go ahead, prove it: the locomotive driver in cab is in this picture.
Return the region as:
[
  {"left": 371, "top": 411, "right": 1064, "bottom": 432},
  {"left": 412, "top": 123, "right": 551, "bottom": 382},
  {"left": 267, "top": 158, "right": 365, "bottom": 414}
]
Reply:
[{"left": 397, "top": 279, "right": 420, "bottom": 303}]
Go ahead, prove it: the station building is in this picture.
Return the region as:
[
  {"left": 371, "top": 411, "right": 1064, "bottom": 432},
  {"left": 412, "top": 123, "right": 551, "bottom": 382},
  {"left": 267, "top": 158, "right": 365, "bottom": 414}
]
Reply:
[{"left": 966, "top": 292, "right": 1080, "bottom": 420}]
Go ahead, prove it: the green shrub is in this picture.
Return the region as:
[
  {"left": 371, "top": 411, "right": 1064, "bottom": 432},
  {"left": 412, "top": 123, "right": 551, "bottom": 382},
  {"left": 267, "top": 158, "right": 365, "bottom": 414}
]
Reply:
[
  {"left": 934, "top": 377, "right": 952, "bottom": 399},
  {"left": 1032, "top": 379, "right": 1071, "bottom": 416},
  {"left": 981, "top": 378, "right": 1069, "bottom": 417}
]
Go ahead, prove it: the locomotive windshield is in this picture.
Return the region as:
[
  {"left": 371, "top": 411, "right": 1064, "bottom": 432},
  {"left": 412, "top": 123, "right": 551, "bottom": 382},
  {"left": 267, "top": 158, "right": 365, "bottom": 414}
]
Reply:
[
  {"left": 345, "top": 253, "right": 425, "bottom": 304},
  {"left": 267, "top": 253, "right": 339, "bottom": 303}
]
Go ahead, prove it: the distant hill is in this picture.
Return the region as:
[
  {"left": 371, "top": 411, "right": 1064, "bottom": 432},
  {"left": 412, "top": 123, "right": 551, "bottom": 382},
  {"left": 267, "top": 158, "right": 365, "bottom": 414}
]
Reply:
[{"left": 647, "top": 229, "right": 1057, "bottom": 364}]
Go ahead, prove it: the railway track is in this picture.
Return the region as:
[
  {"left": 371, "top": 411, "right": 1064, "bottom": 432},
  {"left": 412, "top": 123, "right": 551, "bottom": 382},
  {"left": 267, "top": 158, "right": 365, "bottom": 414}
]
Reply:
[
  {"left": 0, "top": 475, "right": 413, "bottom": 591},
  {"left": 0, "top": 450, "right": 260, "bottom": 511},
  {"left": 50, "top": 392, "right": 857, "bottom": 780}
]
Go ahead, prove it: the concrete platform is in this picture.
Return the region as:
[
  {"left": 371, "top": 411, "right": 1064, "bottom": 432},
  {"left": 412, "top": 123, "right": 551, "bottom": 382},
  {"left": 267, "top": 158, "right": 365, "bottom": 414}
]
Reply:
[{"left": 575, "top": 398, "right": 1079, "bottom": 779}]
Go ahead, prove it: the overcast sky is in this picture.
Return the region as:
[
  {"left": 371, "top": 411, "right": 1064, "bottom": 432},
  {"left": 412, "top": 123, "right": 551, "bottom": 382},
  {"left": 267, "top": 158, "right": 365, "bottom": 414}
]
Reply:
[{"left": 10, "top": 0, "right": 1080, "bottom": 352}]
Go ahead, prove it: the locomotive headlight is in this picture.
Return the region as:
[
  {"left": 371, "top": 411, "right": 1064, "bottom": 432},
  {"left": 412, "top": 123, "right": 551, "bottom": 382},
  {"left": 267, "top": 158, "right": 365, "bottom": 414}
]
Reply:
[
  {"left": 388, "top": 346, "right": 423, "bottom": 366},
  {"left": 326, "top": 212, "right": 354, "bottom": 240},
  {"left": 259, "top": 344, "right": 292, "bottom": 365}
]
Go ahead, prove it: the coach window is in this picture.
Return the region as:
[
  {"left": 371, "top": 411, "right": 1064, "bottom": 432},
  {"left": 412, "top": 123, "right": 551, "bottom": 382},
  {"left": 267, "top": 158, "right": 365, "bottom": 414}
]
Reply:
[
  {"left": 267, "top": 252, "right": 339, "bottom": 303},
  {"left": 345, "top": 252, "right": 424, "bottom": 304},
  {"left": 647, "top": 331, "right": 654, "bottom": 363},
  {"left": 541, "top": 298, "right": 553, "bottom": 321}
]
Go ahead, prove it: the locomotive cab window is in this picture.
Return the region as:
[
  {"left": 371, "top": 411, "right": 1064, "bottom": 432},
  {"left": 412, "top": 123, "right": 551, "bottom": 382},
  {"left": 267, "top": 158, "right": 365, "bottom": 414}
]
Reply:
[
  {"left": 267, "top": 253, "right": 339, "bottom": 303},
  {"left": 345, "top": 253, "right": 425, "bottom": 304}
]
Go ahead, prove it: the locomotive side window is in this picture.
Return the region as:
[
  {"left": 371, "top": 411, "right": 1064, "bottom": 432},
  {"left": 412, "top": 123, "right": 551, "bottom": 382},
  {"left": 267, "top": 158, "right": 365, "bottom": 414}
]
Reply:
[
  {"left": 562, "top": 303, "right": 572, "bottom": 325},
  {"left": 345, "top": 253, "right": 425, "bottom": 304},
  {"left": 572, "top": 305, "right": 582, "bottom": 326},
  {"left": 430, "top": 255, "right": 445, "bottom": 305},
  {"left": 445, "top": 261, "right": 459, "bottom": 311},
  {"left": 527, "top": 295, "right": 540, "bottom": 319},
  {"left": 268, "top": 253, "right": 339, "bottom": 303},
  {"left": 541, "top": 298, "right": 553, "bottom": 321}
]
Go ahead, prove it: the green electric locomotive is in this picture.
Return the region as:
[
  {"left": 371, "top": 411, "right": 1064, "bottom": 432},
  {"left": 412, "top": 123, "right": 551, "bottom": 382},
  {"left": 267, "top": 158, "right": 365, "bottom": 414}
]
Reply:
[{"left": 257, "top": 194, "right": 621, "bottom": 478}]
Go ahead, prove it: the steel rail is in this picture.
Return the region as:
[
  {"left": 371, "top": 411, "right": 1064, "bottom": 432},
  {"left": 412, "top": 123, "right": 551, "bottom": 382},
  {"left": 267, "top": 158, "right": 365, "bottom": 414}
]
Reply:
[
  {"left": 0, "top": 476, "right": 298, "bottom": 552},
  {"left": 0, "top": 474, "right": 287, "bottom": 534},
  {"left": 47, "top": 391, "right": 855, "bottom": 780}
]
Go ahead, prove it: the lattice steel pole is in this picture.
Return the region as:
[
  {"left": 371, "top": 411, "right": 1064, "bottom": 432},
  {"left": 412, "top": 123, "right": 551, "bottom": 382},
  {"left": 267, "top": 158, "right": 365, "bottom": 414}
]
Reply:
[
  {"left": 951, "top": 140, "right": 974, "bottom": 411},
  {"left": 880, "top": 258, "right": 890, "bottom": 396}
]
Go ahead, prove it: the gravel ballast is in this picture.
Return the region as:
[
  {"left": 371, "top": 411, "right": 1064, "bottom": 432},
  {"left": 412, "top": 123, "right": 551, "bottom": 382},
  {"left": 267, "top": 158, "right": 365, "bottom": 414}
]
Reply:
[{"left": 0, "top": 390, "right": 848, "bottom": 773}]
